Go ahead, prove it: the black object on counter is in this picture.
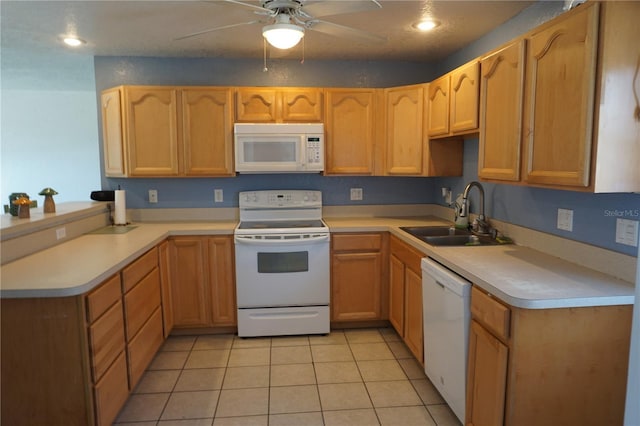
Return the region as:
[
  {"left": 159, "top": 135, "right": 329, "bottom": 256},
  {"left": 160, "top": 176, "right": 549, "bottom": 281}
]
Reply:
[{"left": 91, "top": 190, "right": 115, "bottom": 201}]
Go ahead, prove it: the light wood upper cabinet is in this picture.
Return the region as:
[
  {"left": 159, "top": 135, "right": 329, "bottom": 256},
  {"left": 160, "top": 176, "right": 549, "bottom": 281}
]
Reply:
[
  {"left": 427, "top": 75, "right": 450, "bottom": 137},
  {"left": 181, "top": 88, "right": 234, "bottom": 176},
  {"left": 324, "top": 89, "right": 380, "bottom": 175},
  {"left": 478, "top": 39, "right": 526, "bottom": 181},
  {"left": 101, "top": 86, "right": 235, "bottom": 178},
  {"left": 478, "top": 1, "right": 639, "bottom": 192},
  {"left": 385, "top": 84, "right": 463, "bottom": 177},
  {"left": 524, "top": 2, "right": 599, "bottom": 188},
  {"left": 101, "top": 88, "right": 126, "bottom": 177},
  {"left": 385, "top": 84, "right": 426, "bottom": 175},
  {"left": 450, "top": 61, "right": 480, "bottom": 133},
  {"left": 428, "top": 60, "right": 480, "bottom": 138},
  {"left": 235, "top": 87, "right": 323, "bottom": 122},
  {"left": 124, "top": 87, "right": 180, "bottom": 176}
]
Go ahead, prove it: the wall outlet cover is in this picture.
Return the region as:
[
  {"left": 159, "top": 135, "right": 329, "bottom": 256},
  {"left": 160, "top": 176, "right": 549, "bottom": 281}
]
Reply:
[
  {"left": 148, "top": 189, "right": 158, "bottom": 203},
  {"left": 214, "top": 189, "right": 223, "bottom": 203},
  {"left": 615, "top": 218, "right": 639, "bottom": 247},
  {"left": 350, "top": 188, "right": 363, "bottom": 201},
  {"left": 557, "top": 208, "right": 573, "bottom": 232}
]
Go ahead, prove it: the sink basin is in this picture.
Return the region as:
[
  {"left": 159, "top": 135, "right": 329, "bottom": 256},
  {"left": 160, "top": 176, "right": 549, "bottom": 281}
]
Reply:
[
  {"left": 423, "top": 234, "right": 499, "bottom": 246},
  {"left": 400, "top": 226, "right": 499, "bottom": 246},
  {"left": 399, "top": 226, "right": 471, "bottom": 237}
]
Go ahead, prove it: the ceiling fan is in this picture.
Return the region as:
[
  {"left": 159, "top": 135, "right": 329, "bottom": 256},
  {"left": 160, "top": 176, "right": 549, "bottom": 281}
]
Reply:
[{"left": 175, "top": 0, "right": 386, "bottom": 50}]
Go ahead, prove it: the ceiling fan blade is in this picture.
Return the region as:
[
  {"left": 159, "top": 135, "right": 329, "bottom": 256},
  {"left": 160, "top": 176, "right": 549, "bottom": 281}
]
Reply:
[
  {"left": 307, "top": 19, "right": 386, "bottom": 44},
  {"left": 174, "top": 20, "right": 260, "bottom": 41},
  {"left": 222, "top": 0, "right": 273, "bottom": 14},
  {"left": 302, "top": 0, "right": 381, "bottom": 18}
]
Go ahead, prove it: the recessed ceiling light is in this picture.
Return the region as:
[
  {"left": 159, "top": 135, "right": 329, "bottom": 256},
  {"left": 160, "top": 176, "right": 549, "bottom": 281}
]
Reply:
[
  {"left": 413, "top": 19, "right": 440, "bottom": 32},
  {"left": 63, "top": 37, "right": 86, "bottom": 47}
]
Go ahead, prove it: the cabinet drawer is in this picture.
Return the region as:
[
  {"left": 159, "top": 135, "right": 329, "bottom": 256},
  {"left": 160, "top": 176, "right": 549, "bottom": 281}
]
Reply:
[
  {"left": 471, "top": 286, "right": 511, "bottom": 340},
  {"left": 122, "top": 247, "right": 158, "bottom": 292},
  {"left": 390, "top": 236, "right": 423, "bottom": 274},
  {"left": 333, "top": 233, "right": 382, "bottom": 251},
  {"left": 89, "top": 299, "right": 126, "bottom": 382},
  {"left": 124, "top": 267, "right": 161, "bottom": 341},
  {"left": 127, "top": 307, "right": 164, "bottom": 389},
  {"left": 94, "top": 350, "right": 129, "bottom": 426},
  {"left": 86, "top": 274, "right": 122, "bottom": 323}
]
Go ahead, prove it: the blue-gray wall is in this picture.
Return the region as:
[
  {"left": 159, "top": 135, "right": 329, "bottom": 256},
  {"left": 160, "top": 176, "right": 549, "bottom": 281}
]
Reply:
[{"left": 94, "top": 1, "right": 640, "bottom": 257}]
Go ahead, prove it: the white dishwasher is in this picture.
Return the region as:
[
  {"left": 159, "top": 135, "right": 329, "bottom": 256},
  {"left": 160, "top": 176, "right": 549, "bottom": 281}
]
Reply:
[{"left": 421, "top": 257, "right": 471, "bottom": 424}]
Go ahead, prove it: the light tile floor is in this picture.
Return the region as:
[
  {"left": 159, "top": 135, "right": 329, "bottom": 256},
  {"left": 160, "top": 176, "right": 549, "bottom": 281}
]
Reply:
[{"left": 114, "top": 327, "right": 462, "bottom": 426}]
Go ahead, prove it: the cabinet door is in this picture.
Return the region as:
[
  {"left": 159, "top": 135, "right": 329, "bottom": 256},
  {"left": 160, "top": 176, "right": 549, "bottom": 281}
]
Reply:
[
  {"left": 450, "top": 61, "right": 480, "bottom": 133},
  {"left": 466, "top": 320, "right": 508, "bottom": 426},
  {"left": 331, "top": 251, "right": 383, "bottom": 321},
  {"left": 386, "top": 85, "right": 426, "bottom": 175},
  {"left": 169, "top": 237, "right": 209, "bottom": 326},
  {"left": 235, "top": 88, "right": 278, "bottom": 122},
  {"left": 207, "top": 236, "right": 237, "bottom": 326},
  {"left": 280, "top": 88, "right": 323, "bottom": 122},
  {"left": 404, "top": 267, "right": 423, "bottom": 362},
  {"left": 181, "top": 88, "right": 234, "bottom": 176},
  {"left": 101, "top": 88, "right": 126, "bottom": 177},
  {"left": 427, "top": 75, "right": 450, "bottom": 137},
  {"left": 524, "top": 3, "right": 599, "bottom": 187},
  {"left": 124, "top": 87, "right": 179, "bottom": 176},
  {"left": 389, "top": 254, "right": 405, "bottom": 336},
  {"left": 324, "top": 89, "right": 376, "bottom": 175},
  {"left": 479, "top": 40, "right": 526, "bottom": 181},
  {"left": 158, "top": 240, "right": 174, "bottom": 337}
]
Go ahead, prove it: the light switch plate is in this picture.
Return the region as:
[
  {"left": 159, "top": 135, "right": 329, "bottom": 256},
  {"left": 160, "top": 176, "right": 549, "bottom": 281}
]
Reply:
[
  {"left": 214, "top": 189, "right": 223, "bottom": 203},
  {"left": 615, "top": 218, "right": 639, "bottom": 247},
  {"left": 557, "top": 208, "right": 573, "bottom": 231}
]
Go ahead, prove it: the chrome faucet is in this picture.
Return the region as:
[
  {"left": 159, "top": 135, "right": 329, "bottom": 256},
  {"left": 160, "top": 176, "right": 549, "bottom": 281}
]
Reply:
[{"left": 459, "top": 181, "right": 493, "bottom": 236}]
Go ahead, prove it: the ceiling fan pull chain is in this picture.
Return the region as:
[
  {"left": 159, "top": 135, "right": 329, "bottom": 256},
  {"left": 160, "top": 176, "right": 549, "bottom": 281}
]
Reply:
[
  {"left": 263, "top": 38, "right": 268, "bottom": 72},
  {"left": 301, "top": 35, "right": 305, "bottom": 64}
]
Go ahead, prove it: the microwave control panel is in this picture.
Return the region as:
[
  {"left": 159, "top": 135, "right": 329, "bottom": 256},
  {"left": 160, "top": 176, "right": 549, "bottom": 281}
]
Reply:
[{"left": 306, "top": 136, "right": 323, "bottom": 165}]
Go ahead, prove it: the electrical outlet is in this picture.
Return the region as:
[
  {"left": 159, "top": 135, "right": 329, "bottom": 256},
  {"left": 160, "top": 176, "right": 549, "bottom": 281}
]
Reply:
[
  {"left": 557, "top": 208, "right": 573, "bottom": 231},
  {"left": 615, "top": 218, "right": 639, "bottom": 247},
  {"left": 441, "top": 187, "right": 452, "bottom": 205},
  {"left": 214, "top": 189, "right": 223, "bottom": 203},
  {"left": 148, "top": 189, "right": 158, "bottom": 203},
  {"left": 56, "top": 227, "right": 66, "bottom": 240},
  {"left": 350, "top": 188, "right": 363, "bottom": 201}
]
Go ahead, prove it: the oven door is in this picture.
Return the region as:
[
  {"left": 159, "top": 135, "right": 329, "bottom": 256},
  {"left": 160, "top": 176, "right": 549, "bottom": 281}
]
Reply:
[{"left": 234, "top": 234, "right": 330, "bottom": 308}]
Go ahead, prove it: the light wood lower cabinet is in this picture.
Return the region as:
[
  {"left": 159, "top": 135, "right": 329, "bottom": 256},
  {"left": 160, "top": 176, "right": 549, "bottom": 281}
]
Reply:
[
  {"left": 388, "top": 235, "right": 424, "bottom": 363},
  {"left": 466, "top": 285, "right": 632, "bottom": 425},
  {"left": 330, "top": 233, "right": 388, "bottom": 322},
  {"left": 0, "top": 246, "right": 167, "bottom": 426},
  {"left": 169, "top": 235, "right": 236, "bottom": 328}
]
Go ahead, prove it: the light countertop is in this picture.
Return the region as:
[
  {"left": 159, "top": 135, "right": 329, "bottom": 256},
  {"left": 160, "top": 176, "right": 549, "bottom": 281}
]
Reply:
[{"left": 1, "top": 217, "right": 635, "bottom": 309}]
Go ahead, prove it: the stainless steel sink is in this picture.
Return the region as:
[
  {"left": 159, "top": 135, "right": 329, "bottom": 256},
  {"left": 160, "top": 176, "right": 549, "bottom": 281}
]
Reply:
[
  {"left": 399, "top": 226, "right": 471, "bottom": 237},
  {"left": 422, "top": 234, "right": 499, "bottom": 246},
  {"left": 400, "top": 226, "right": 499, "bottom": 246}
]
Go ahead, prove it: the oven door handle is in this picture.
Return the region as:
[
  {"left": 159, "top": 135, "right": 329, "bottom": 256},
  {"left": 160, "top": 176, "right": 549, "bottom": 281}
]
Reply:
[{"left": 234, "top": 234, "right": 330, "bottom": 245}]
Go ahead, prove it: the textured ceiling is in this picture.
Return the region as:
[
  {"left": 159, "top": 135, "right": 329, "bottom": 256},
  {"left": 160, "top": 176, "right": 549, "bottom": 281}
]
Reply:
[{"left": 1, "top": 0, "right": 535, "bottom": 62}]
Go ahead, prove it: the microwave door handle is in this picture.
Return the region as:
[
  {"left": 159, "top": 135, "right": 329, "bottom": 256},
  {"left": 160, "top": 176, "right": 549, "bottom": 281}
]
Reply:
[{"left": 234, "top": 234, "right": 330, "bottom": 245}]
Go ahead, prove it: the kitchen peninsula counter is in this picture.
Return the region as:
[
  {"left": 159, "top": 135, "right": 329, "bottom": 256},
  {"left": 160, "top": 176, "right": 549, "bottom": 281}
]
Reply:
[{"left": 1, "top": 217, "right": 635, "bottom": 310}]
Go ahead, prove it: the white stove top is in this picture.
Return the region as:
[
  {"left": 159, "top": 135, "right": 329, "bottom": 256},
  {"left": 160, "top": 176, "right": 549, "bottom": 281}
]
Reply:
[{"left": 236, "top": 190, "right": 327, "bottom": 236}]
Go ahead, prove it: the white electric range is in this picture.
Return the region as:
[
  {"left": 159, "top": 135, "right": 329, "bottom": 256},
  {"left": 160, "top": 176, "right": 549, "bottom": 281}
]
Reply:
[{"left": 234, "top": 190, "right": 330, "bottom": 337}]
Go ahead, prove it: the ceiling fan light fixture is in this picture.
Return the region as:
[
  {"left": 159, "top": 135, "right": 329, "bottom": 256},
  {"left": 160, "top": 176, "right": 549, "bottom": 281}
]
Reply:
[{"left": 262, "top": 23, "right": 304, "bottom": 49}]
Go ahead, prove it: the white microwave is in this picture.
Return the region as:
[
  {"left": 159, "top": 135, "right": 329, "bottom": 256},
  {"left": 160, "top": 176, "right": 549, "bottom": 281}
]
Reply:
[{"left": 234, "top": 123, "right": 324, "bottom": 173}]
